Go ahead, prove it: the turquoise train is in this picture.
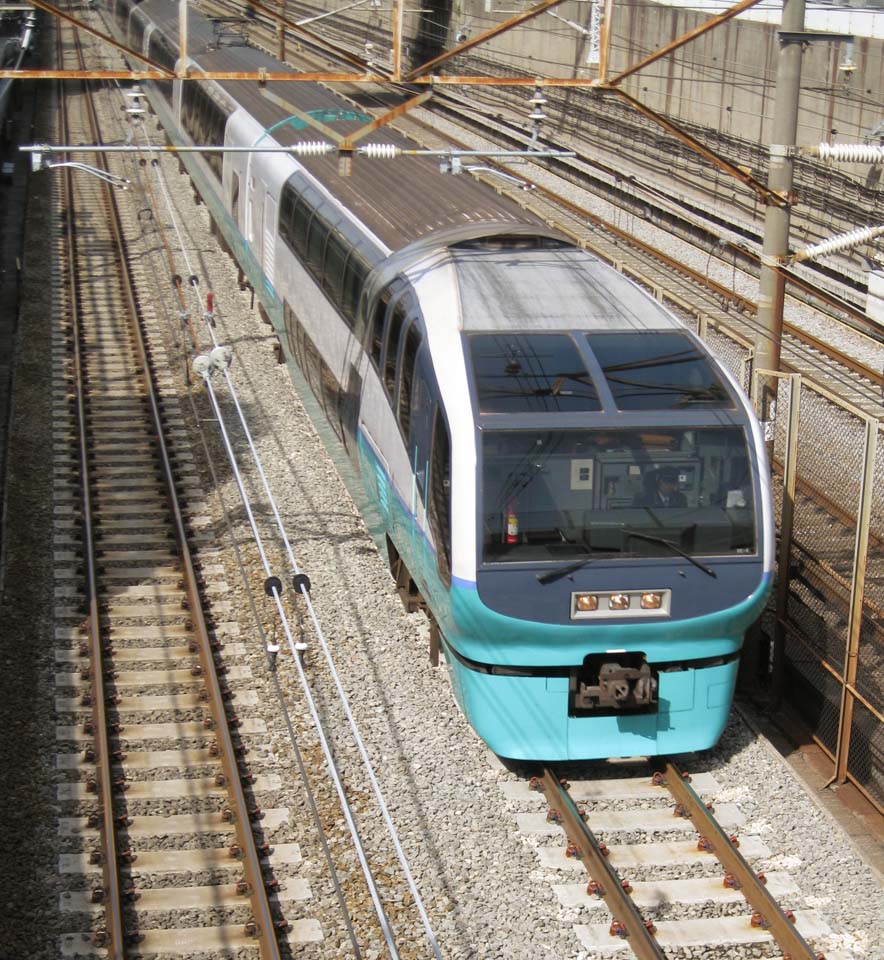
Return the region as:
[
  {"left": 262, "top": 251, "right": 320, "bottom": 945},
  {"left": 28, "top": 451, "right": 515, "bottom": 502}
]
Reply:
[{"left": 107, "top": 0, "right": 774, "bottom": 759}]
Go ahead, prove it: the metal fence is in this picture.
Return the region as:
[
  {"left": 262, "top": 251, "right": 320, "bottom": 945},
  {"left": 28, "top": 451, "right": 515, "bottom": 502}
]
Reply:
[{"left": 750, "top": 368, "right": 884, "bottom": 815}]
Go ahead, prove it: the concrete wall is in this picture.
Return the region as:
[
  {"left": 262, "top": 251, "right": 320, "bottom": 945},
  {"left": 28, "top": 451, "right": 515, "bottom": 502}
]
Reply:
[{"left": 440, "top": 1, "right": 884, "bottom": 148}]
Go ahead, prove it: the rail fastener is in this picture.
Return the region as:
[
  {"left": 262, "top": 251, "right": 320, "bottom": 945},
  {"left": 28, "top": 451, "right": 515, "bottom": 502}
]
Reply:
[{"left": 540, "top": 767, "right": 665, "bottom": 959}]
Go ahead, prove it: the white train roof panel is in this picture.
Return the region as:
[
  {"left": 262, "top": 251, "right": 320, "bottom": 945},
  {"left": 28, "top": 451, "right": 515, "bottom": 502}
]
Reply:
[{"left": 452, "top": 248, "right": 682, "bottom": 332}]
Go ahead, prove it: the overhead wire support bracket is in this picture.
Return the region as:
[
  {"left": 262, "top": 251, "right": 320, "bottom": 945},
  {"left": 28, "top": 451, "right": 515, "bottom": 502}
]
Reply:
[{"left": 21, "top": 142, "right": 575, "bottom": 172}]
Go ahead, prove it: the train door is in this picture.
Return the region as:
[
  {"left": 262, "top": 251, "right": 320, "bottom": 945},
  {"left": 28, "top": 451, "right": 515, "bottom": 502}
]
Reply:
[
  {"left": 405, "top": 350, "right": 436, "bottom": 588},
  {"left": 247, "top": 174, "right": 264, "bottom": 264},
  {"left": 262, "top": 193, "right": 277, "bottom": 287},
  {"left": 358, "top": 284, "right": 409, "bottom": 534}
]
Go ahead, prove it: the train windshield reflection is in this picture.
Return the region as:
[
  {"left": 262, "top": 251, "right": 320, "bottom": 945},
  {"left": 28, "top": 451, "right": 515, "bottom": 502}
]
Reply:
[
  {"left": 481, "top": 427, "right": 756, "bottom": 563},
  {"left": 587, "top": 331, "right": 733, "bottom": 411}
]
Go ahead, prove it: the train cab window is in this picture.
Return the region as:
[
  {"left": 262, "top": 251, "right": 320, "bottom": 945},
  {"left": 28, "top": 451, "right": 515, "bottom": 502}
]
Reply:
[
  {"left": 397, "top": 324, "right": 423, "bottom": 438},
  {"left": 384, "top": 301, "right": 407, "bottom": 399},
  {"left": 587, "top": 331, "right": 732, "bottom": 410},
  {"left": 480, "top": 426, "right": 756, "bottom": 563},
  {"left": 468, "top": 333, "right": 601, "bottom": 413},
  {"left": 370, "top": 291, "right": 391, "bottom": 368}
]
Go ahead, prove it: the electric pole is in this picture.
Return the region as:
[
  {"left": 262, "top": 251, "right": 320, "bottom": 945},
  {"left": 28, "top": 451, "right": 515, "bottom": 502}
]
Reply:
[{"left": 754, "top": 0, "right": 806, "bottom": 442}]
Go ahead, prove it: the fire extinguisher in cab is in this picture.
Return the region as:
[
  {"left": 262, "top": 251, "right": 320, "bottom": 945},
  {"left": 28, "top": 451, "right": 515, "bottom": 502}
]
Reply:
[{"left": 505, "top": 501, "right": 519, "bottom": 545}]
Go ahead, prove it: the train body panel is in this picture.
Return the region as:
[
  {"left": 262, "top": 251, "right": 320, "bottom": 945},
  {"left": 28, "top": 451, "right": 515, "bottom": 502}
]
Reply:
[
  {"left": 104, "top": 0, "right": 775, "bottom": 760},
  {"left": 448, "top": 652, "right": 741, "bottom": 759}
]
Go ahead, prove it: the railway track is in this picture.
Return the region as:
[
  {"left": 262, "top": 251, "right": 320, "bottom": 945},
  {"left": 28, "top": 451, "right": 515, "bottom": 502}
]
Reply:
[
  {"left": 513, "top": 764, "right": 836, "bottom": 958},
  {"left": 395, "top": 106, "right": 884, "bottom": 407},
  {"left": 52, "top": 23, "right": 316, "bottom": 958}
]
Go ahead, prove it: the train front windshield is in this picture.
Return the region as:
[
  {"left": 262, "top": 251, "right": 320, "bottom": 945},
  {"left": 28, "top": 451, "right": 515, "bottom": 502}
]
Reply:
[{"left": 481, "top": 427, "right": 756, "bottom": 563}]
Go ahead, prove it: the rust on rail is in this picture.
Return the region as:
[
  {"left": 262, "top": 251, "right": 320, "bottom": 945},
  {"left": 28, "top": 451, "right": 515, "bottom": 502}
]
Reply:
[{"left": 538, "top": 768, "right": 666, "bottom": 960}]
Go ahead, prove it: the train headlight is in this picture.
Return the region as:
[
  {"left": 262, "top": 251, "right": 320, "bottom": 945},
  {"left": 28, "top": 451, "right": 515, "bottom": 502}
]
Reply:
[{"left": 571, "top": 589, "right": 670, "bottom": 619}]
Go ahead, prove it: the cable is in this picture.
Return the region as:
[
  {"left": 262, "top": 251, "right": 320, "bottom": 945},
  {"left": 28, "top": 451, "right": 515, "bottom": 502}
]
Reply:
[{"left": 199, "top": 368, "right": 401, "bottom": 960}]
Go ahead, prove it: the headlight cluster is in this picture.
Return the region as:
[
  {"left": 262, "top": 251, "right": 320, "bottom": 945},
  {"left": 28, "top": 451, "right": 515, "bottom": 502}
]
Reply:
[{"left": 571, "top": 590, "right": 670, "bottom": 619}]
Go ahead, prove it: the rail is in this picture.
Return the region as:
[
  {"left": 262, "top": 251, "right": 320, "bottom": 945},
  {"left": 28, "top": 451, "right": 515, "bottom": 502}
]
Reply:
[
  {"left": 662, "top": 761, "right": 819, "bottom": 960},
  {"left": 65, "top": 21, "right": 283, "bottom": 956},
  {"left": 538, "top": 763, "right": 824, "bottom": 960}
]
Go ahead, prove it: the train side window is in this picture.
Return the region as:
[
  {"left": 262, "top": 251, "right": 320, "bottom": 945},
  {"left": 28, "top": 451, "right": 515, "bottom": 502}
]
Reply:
[
  {"left": 278, "top": 184, "right": 294, "bottom": 248},
  {"left": 342, "top": 252, "right": 369, "bottom": 334},
  {"left": 370, "top": 291, "right": 390, "bottom": 369},
  {"left": 231, "top": 172, "right": 240, "bottom": 227},
  {"left": 428, "top": 409, "right": 452, "bottom": 587},
  {"left": 397, "top": 324, "right": 423, "bottom": 438},
  {"left": 283, "top": 300, "right": 302, "bottom": 369},
  {"left": 305, "top": 210, "right": 329, "bottom": 274},
  {"left": 384, "top": 302, "right": 407, "bottom": 399},
  {"left": 322, "top": 231, "right": 348, "bottom": 306},
  {"left": 288, "top": 197, "right": 308, "bottom": 258}
]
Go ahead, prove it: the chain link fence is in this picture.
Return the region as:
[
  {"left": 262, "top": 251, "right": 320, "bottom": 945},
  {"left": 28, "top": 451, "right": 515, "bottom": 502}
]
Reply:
[{"left": 751, "top": 368, "right": 884, "bottom": 814}]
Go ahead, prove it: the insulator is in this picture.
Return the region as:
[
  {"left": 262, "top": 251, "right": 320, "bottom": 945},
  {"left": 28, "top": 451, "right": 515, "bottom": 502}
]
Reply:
[
  {"left": 290, "top": 141, "right": 335, "bottom": 156},
  {"left": 817, "top": 142, "right": 884, "bottom": 164},
  {"left": 359, "top": 143, "right": 400, "bottom": 159},
  {"left": 792, "top": 223, "right": 884, "bottom": 263}
]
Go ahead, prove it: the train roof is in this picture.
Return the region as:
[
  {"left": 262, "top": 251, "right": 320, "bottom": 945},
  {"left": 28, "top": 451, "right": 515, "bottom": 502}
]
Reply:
[
  {"left": 137, "top": 0, "right": 217, "bottom": 54},
  {"left": 192, "top": 43, "right": 552, "bottom": 252},
  {"left": 449, "top": 247, "right": 681, "bottom": 332}
]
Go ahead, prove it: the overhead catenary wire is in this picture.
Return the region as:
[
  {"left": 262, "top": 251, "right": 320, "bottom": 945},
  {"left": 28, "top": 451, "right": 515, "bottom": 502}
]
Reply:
[
  {"left": 128, "top": 107, "right": 444, "bottom": 958},
  {"left": 129, "top": 112, "right": 409, "bottom": 951}
]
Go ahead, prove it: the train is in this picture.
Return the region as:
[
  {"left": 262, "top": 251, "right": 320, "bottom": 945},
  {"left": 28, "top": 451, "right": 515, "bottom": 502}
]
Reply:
[{"left": 103, "top": 0, "right": 774, "bottom": 760}]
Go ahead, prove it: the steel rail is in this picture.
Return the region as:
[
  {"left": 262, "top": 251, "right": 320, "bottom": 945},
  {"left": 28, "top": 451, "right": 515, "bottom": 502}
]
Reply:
[
  {"left": 663, "top": 762, "right": 819, "bottom": 959},
  {"left": 57, "top": 24, "right": 126, "bottom": 959},
  {"left": 539, "top": 768, "right": 666, "bottom": 960},
  {"left": 68, "top": 21, "right": 283, "bottom": 956}
]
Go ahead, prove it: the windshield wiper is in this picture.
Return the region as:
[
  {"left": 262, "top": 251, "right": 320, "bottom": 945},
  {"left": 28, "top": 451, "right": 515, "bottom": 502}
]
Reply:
[
  {"left": 536, "top": 555, "right": 594, "bottom": 585},
  {"left": 622, "top": 529, "right": 717, "bottom": 578},
  {"left": 536, "top": 545, "right": 624, "bottom": 585}
]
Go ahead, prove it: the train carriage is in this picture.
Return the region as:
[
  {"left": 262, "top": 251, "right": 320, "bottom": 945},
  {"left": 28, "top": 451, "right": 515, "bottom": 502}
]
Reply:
[{"left": 105, "top": 0, "right": 774, "bottom": 759}]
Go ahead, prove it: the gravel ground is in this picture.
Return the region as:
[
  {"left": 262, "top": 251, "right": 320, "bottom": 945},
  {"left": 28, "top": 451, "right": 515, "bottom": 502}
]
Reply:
[{"left": 2, "top": 17, "right": 883, "bottom": 960}]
